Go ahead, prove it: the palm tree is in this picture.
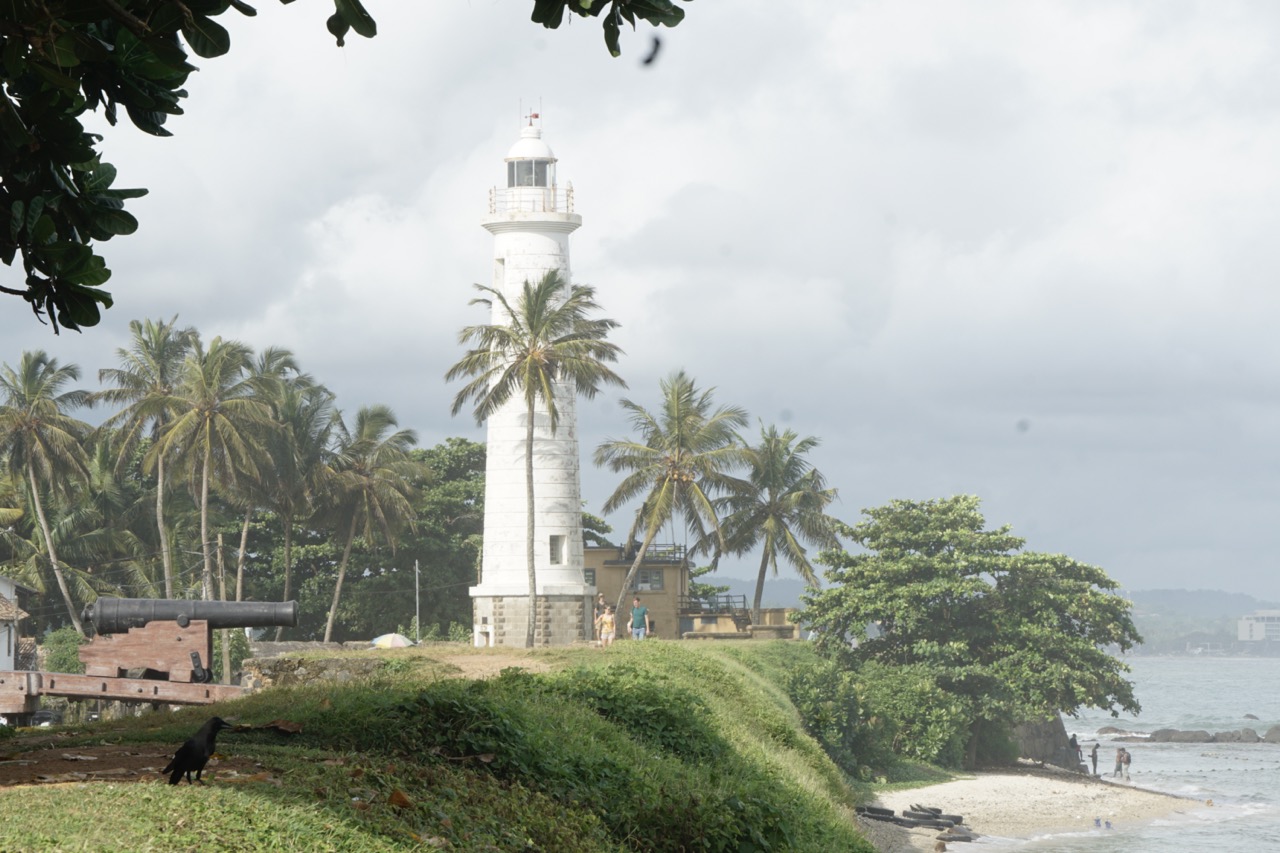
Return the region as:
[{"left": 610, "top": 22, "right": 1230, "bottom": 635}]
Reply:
[
  {"left": 259, "top": 374, "right": 336, "bottom": 638},
  {"left": 225, "top": 347, "right": 303, "bottom": 604},
  {"left": 593, "top": 370, "right": 747, "bottom": 615},
  {"left": 720, "top": 424, "right": 841, "bottom": 625},
  {"left": 2, "top": 440, "right": 144, "bottom": 617},
  {"left": 321, "top": 404, "right": 420, "bottom": 643},
  {"left": 447, "top": 270, "right": 625, "bottom": 647},
  {"left": 0, "top": 351, "right": 93, "bottom": 632},
  {"left": 153, "top": 337, "right": 273, "bottom": 601},
  {"left": 95, "top": 316, "right": 197, "bottom": 598}
]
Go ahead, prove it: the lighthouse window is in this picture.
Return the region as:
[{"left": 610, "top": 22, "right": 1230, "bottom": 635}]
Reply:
[
  {"left": 549, "top": 535, "right": 565, "bottom": 565},
  {"left": 508, "top": 160, "right": 551, "bottom": 188}
]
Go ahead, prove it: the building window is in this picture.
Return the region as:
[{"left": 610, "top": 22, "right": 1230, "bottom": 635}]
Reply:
[
  {"left": 549, "top": 535, "right": 565, "bottom": 565},
  {"left": 583, "top": 569, "right": 596, "bottom": 586},
  {"left": 630, "top": 568, "right": 664, "bottom": 591}
]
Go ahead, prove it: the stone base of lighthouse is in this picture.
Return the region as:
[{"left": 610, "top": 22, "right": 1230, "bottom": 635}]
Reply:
[{"left": 471, "top": 593, "right": 592, "bottom": 647}]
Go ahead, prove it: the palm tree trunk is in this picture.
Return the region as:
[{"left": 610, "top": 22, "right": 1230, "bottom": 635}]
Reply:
[
  {"left": 217, "top": 533, "right": 231, "bottom": 684},
  {"left": 156, "top": 453, "right": 174, "bottom": 599},
  {"left": 324, "top": 514, "right": 359, "bottom": 643},
  {"left": 752, "top": 547, "right": 771, "bottom": 627},
  {"left": 200, "top": 440, "right": 214, "bottom": 601},
  {"left": 236, "top": 506, "right": 251, "bottom": 602},
  {"left": 525, "top": 399, "right": 537, "bottom": 648},
  {"left": 275, "top": 517, "right": 293, "bottom": 641},
  {"left": 27, "top": 465, "right": 84, "bottom": 634},
  {"left": 614, "top": 521, "right": 661, "bottom": 616}
]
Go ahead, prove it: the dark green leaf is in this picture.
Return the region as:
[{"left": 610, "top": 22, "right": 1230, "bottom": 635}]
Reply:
[
  {"left": 91, "top": 209, "right": 139, "bottom": 237},
  {"left": 532, "top": 0, "right": 568, "bottom": 27},
  {"left": 181, "top": 15, "right": 232, "bottom": 59},
  {"left": 336, "top": 0, "right": 377, "bottom": 38},
  {"left": 9, "top": 200, "right": 24, "bottom": 242},
  {"left": 39, "top": 241, "right": 93, "bottom": 274}
]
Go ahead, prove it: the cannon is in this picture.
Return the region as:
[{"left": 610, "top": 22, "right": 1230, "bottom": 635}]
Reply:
[
  {"left": 78, "top": 598, "right": 298, "bottom": 684},
  {"left": 83, "top": 598, "right": 297, "bottom": 635}
]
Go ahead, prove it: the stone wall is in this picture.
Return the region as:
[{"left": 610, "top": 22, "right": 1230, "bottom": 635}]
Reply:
[
  {"left": 472, "top": 594, "right": 590, "bottom": 647},
  {"left": 240, "top": 655, "right": 387, "bottom": 690}
]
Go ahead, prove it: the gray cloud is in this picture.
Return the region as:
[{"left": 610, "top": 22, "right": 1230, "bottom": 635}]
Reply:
[{"left": 4, "top": 1, "right": 1280, "bottom": 596}]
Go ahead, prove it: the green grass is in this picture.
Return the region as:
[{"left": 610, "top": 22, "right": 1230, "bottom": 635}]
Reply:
[{"left": 0, "top": 641, "right": 922, "bottom": 852}]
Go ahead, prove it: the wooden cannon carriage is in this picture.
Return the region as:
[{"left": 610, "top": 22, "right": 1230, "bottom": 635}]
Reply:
[{"left": 0, "top": 598, "right": 297, "bottom": 719}]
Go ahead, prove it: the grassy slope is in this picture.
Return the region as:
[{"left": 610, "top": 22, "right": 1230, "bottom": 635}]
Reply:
[{"left": 0, "top": 641, "right": 879, "bottom": 852}]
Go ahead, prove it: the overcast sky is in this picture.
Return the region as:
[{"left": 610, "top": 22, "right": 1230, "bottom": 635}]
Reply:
[{"left": 4, "top": 1, "right": 1278, "bottom": 597}]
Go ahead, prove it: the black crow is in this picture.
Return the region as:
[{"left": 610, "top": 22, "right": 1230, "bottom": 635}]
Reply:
[{"left": 163, "top": 716, "right": 234, "bottom": 785}]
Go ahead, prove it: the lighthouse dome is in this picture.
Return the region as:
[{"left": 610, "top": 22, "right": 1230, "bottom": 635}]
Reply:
[{"left": 506, "top": 126, "right": 556, "bottom": 162}]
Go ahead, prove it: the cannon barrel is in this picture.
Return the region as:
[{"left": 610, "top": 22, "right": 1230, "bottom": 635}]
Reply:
[{"left": 83, "top": 598, "right": 298, "bottom": 635}]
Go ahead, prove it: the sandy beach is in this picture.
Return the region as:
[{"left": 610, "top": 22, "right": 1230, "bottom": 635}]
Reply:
[{"left": 857, "top": 763, "right": 1197, "bottom": 852}]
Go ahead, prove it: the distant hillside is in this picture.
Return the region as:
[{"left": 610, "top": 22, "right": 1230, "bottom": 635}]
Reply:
[
  {"left": 700, "top": 584, "right": 1280, "bottom": 620},
  {"left": 712, "top": 577, "right": 814, "bottom": 610},
  {"left": 1127, "top": 589, "right": 1279, "bottom": 619}
]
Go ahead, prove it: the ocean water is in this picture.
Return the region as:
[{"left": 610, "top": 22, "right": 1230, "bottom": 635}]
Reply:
[{"left": 1005, "top": 656, "right": 1280, "bottom": 851}]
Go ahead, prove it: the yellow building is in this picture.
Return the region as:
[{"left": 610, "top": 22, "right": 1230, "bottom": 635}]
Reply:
[{"left": 582, "top": 545, "right": 796, "bottom": 640}]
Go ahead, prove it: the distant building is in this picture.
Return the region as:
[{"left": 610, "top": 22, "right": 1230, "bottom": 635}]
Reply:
[
  {"left": 1238, "top": 611, "right": 1280, "bottom": 642},
  {"left": 0, "top": 576, "right": 30, "bottom": 671}
]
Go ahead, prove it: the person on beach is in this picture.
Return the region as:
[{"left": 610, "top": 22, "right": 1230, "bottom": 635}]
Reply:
[
  {"left": 1121, "top": 747, "right": 1131, "bottom": 781},
  {"left": 1113, "top": 747, "right": 1126, "bottom": 777},
  {"left": 630, "top": 597, "right": 650, "bottom": 640},
  {"left": 597, "top": 606, "right": 616, "bottom": 648},
  {"left": 1090, "top": 742, "right": 1099, "bottom": 775}
]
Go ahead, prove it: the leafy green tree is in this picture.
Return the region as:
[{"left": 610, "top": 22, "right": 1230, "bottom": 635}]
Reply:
[
  {"left": 321, "top": 404, "right": 420, "bottom": 643},
  {"left": 720, "top": 424, "right": 841, "bottom": 625},
  {"left": 2, "top": 0, "right": 689, "bottom": 331},
  {"left": 95, "top": 316, "right": 197, "bottom": 597},
  {"left": 153, "top": 337, "right": 273, "bottom": 601},
  {"left": 686, "top": 564, "right": 729, "bottom": 603},
  {"left": 797, "top": 495, "right": 1142, "bottom": 768},
  {"left": 448, "top": 270, "right": 625, "bottom": 648},
  {"left": 41, "top": 626, "right": 87, "bottom": 675},
  {"left": 594, "top": 370, "right": 746, "bottom": 615},
  {"left": 0, "top": 351, "right": 93, "bottom": 632}
]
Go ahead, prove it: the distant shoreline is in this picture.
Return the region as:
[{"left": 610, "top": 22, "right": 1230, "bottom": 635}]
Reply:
[{"left": 859, "top": 763, "right": 1195, "bottom": 852}]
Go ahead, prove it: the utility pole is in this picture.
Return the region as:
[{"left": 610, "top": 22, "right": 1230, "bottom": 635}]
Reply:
[{"left": 414, "top": 560, "right": 420, "bottom": 644}]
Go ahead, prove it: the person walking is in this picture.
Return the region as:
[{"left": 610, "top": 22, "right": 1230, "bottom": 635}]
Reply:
[
  {"left": 593, "top": 593, "right": 607, "bottom": 645},
  {"left": 1121, "top": 747, "right": 1132, "bottom": 781},
  {"left": 1090, "top": 742, "right": 1099, "bottom": 775},
  {"left": 630, "top": 597, "right": 650, "bottom": 640},
  {"left": 1113, "top": 747, "right": 1126, "bottom": 778},
  {"left": 596, "top": 606, "right": 616, "bottom": 649}
]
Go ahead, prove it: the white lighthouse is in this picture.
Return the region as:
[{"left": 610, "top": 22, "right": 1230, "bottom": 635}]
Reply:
[{"left": 470, "top": 118, "right": 592, "bottom": 646}]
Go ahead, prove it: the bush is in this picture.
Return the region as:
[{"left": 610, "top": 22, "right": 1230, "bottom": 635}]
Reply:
[
  {"left": 855, "top": 661, "right": 970, "bottom": 768},
  {"left": 41, "top": 626, "right": 86, "bottom": 674},
  {"left": 786, "top": 658, "right": 895, "bottom": 778}
]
